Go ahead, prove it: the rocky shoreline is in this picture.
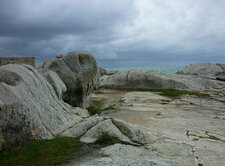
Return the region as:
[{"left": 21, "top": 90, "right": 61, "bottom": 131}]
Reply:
[{"left": 0, "top": 51, "right": 225, "bottom": 166}]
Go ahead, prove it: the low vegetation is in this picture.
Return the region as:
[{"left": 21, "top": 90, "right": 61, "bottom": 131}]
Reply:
[
  {"left": 104, "top": 87, "right": 208, "bottom": 97},
  {"left": 0, "top": 137, "right": 90, "bottom": 166},
  {"left": 149, "top": 89, "right": 209, "bottom": 97},
  {"left": 0, "top": 134, "right": 129, "bottom": 166},
  {"left": 95, "top": 134, "right": 127, "bottom": 146}
]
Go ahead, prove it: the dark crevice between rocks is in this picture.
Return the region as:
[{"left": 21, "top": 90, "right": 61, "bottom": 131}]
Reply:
[
  {"left": 188, "top": 142, "right": 203, "bottom": 166},
  {"left": 94, "top": 133, "right": 129, "bottom": 146}
]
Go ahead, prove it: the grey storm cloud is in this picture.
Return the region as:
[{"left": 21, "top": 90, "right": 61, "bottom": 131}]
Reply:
[{"left": 0, "top": 0, "right": 225, "bottom": 68}]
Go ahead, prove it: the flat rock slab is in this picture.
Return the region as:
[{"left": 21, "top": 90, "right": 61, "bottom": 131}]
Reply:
[{"left": 90, "top": 89, "right": 225, "bottom": 166}]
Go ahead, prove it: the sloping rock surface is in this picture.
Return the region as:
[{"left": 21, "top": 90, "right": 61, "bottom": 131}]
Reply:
[
  {"left": 100, "top": 69, "right": 225, "bottom": 91},
  {"left": 0, "top": 64, "right": 88, "bottom": 148},
  {"left": 38, "top": 51, "right": 99, "bottom": 108}
]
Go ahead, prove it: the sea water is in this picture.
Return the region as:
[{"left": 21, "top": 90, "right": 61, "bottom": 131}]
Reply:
[{"left": 105, "top": 66, "right": 184, "bottom": 74}]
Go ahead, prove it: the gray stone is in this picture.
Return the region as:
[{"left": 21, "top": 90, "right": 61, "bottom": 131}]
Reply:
[
  {"left": 100, "top": 143, "right": 154, "bottom": 157},
  {"left": 79, "top": 157, "right": 181, "bottom": 166},
  {"left": 100, "top": 69, "right": 225, "bottom": 91},
  {"left": 98, "top": 67, "right": 107, "bottom": 76},
  {"left": 112, "top": 118, "right": 157, "bottom": 144},
  {"left": 61, "top": 115, "right": 104, "bottom": 137},
  {"left": 148, "top": 142, "right": 198, "bottom": 166},
  {"left": 87, "top": 88, "right": 225, "bottom": 166},
  {"left": 177, "top": 63, "right": 225, "bottom": 81},
  {"left": 38, "top": 51, "right": 99, "bottom": 108},
  {"left": 177, "top": 63, "right": 224, "bottom": 76},
  {"left": 39, "top": 69, "right": 66, "bottom": 99},
  {"left": 0, "top": 64, "right": 86, "bottom": 147},
  {"left": 79, "top": 143, "right": 197, "bottom": 166},
  {"left": 80, "top": 119, "right": 135, "bottom": 145},
  {"left": 216, "top": 74, "right": 225, "bottom": 81}
]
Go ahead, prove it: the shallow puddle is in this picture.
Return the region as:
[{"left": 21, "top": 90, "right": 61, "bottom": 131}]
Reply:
[{"left": 197, "top": 110, "right": 217, "bottom": 113}]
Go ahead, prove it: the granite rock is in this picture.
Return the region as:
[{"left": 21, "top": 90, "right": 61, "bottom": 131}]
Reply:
[
  {"left": 38, "top": 51, "right": 99, "bottom": 108},
  {"left": 0, "top": 64, "right": 86, "bottom": 147},
  {"left": 100, "top": 69, "right": 225, "bottom": 91}
]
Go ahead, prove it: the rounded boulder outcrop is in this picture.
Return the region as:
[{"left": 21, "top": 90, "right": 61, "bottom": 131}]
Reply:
[
  {"left": 177, "top": 63, "right": 225, "bottom": 81},
  {"left": 39, "top": 51, "right": 99, "bottom": 108}
]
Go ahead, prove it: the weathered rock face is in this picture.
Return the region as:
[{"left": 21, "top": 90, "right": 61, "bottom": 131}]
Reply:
[
  {"left": 177, "top": 63, "right": 225, "bottom": 81},
  {"left": 98, "top": 67, "right": 107, "bottom": 76},
  {"left": 0, "top": 64, "right": 155, "bottom": 150},
  {"left": 61, "top": 115, "right": 156, "bottom": 146},
  {"left": 100, "top": 69, "right": 225, "bottom": 91},
  {"left": 79, "top": 143, "right": 198, "bottom": 166},
  {"left": 38, "top": 51, "right": 99, "bottom": 108},
  {"left": 0, "top": 64, "right": 89, "bottom": 148}
]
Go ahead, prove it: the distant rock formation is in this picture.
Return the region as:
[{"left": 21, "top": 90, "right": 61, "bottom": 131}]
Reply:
[
  {"left": 38, "top": 51, "right": 99, "bottom": 108},
  {"left": 177, "top": 63, "right": 225, "bottom": 81},
  {"left": 100, "top": 69, "right": 225, "bottom": 91}
]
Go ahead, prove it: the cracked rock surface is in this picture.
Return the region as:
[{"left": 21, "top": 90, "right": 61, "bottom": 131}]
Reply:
[
  {"left": 1, "top": 62, "right": 224, "bottom": 165},
  {"left": 86, "top": 89, "right": 225, "bottom": 166}
]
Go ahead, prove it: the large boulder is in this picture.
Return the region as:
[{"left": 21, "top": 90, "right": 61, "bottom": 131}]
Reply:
[
  {"left": 177, "top": 63, "right": 225, "bottom": 81},
  {"left": 100, "top": 69, "right": 225, "bottom": 91},
  {"left": 0, "top": 64, "right": 89, "bottom": 148},
  {"left": 38, "top": 51, "right": 99, "bottom": 108}
]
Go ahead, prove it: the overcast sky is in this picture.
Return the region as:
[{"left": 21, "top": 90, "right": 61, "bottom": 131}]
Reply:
[{"left": 0, "top": 0, "right": 225, "bottom": 68}]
